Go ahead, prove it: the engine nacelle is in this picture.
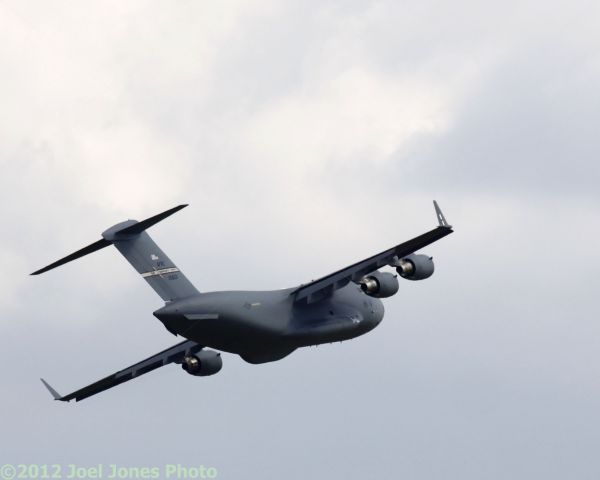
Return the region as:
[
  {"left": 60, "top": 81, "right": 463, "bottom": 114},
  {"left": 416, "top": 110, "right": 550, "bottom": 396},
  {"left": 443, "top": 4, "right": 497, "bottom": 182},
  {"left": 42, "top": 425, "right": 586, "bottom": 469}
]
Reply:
[
  {"left": 395, "top": 253, "right": 434, "bottom": 280},
  {"left": 182, "top": 350, "right": 223, "bottom": 377},
  {"left": 359, "top": 271, "right": 399, "bottom": 298}
]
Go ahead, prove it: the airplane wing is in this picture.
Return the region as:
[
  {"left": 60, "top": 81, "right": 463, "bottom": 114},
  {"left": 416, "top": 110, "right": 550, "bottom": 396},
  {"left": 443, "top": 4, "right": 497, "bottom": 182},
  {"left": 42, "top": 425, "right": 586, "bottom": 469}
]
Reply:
[
  {"left": 41, "top": 340, "right": 203, "bottom": 402},
  {"left": 293, "top": 201, "right": 454, "bottom": 303}
]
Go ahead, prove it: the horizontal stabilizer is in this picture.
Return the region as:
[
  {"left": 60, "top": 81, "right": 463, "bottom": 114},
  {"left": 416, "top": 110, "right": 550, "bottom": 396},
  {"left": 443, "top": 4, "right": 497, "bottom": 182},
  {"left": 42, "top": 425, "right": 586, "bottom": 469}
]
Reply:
[
  {"left": 117, "top": 204, "right": 188, "bottom": 236},
  {"left": 30, "top": 239, "right": 111, "bottom": 275},
  {"left": 30, "top": 205, "right": 189, "bottom": 277}
]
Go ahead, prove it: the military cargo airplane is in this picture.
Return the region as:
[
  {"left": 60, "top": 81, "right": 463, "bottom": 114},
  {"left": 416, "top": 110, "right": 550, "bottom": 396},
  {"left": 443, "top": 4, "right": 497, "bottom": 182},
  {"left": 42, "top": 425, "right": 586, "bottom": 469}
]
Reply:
[{"left": 34, "top": 202, "right": 453, "bottom": 402}]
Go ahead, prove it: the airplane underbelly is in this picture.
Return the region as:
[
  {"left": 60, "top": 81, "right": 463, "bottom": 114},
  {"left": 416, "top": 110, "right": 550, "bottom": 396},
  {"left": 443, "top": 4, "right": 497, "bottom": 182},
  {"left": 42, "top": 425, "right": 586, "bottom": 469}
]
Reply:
[
  {"left": 285, "top": 313, "right": 371, "bottom": 346},
  {"left": 183, "top": 314, "right": 286, "bottom": 354}
]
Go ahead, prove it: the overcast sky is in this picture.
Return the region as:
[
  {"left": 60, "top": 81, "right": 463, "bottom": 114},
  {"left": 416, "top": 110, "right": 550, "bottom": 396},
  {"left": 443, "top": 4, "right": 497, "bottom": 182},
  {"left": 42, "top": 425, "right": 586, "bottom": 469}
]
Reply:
[{"left": 1, "top": 1, "right": 600, "bottom": 479}]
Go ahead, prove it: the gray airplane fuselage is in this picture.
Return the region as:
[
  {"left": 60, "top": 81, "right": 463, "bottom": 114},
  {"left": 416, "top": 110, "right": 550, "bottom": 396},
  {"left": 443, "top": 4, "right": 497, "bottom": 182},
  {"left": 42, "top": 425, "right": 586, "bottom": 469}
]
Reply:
[{"left": 154, "top": 284, "right": 384, "bottom": 364}]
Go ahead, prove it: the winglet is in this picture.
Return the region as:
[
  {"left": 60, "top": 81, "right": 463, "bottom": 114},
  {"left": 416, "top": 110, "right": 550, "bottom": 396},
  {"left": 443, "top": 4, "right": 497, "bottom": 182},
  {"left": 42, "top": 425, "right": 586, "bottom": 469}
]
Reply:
[
  {"left": 40, "top": 378, "right": 66, "bottom": 401},
  {"left": 433, "top": 200, "right": 452, "bottom": 229}
]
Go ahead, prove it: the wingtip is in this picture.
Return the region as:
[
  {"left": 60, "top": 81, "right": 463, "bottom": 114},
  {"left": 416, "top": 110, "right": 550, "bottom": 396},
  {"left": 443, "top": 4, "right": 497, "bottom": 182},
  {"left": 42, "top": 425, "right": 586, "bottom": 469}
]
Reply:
[
  {"left": 433, "top": 200, "right": 452, "bottom": 229},
  {"left": 40, "top": 378, "right": 65, "bottom": 401}
]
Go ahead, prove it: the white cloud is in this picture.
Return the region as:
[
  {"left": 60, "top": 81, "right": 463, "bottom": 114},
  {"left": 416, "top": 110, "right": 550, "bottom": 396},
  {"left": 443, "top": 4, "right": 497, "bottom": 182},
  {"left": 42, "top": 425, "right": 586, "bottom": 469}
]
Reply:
[
  {"left": 0, "top": 0, "right": 277, "bottom": 215},
  {"left": 242, "top": 67, "right": 451, "bottom": 168}
]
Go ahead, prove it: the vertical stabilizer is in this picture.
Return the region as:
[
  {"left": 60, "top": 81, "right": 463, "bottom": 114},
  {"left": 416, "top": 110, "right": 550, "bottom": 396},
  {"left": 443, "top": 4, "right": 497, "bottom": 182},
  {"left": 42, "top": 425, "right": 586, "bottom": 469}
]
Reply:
[{"left": 109, "top": 230, "right": 199, "bottom": 301}]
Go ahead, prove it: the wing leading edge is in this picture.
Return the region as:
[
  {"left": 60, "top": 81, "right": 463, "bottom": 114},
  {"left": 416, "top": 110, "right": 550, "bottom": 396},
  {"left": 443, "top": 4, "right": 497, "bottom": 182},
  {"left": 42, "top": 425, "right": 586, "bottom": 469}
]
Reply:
[
  {"left": 293, "top": 201, "right": 454, "bottom": 303},
  {"left": 41, "top": 340, "right": 203, "bottom": 402}
]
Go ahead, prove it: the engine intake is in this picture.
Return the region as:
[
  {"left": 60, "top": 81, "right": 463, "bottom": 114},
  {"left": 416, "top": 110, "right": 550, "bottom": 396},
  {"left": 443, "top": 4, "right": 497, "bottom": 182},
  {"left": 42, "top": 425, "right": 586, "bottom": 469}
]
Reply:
[
  {"left": 395, "top": 254, "right": 434, "bottom": 280},
  {"left": 182, "top": 350, "right": 223, "bottom": 376},
  {"left": 359, "top": 271, "right": 399, "bottom": 298}
]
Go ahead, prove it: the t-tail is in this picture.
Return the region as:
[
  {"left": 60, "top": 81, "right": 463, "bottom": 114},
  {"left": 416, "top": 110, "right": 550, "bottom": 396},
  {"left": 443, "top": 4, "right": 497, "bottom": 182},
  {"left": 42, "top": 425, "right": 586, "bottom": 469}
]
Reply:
[{"left": 31, "top": 205, "right": 199, "bottom": 302}]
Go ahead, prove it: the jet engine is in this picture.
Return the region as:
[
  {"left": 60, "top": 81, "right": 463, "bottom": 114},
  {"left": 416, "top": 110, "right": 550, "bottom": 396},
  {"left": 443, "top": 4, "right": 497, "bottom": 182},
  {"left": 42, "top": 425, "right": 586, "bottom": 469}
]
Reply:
[
  {"left": 182, "top": 350, "right": 223, "bottom": 376},
  {"left": 359, "top": 271, "right": 399, "bottom": 298},
  {"left": 395, "top": 253, "right": 434, "bottom": 280}
]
